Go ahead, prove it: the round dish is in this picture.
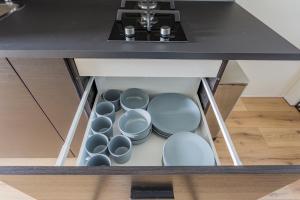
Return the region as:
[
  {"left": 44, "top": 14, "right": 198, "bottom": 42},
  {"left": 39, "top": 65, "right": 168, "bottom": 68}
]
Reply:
[
  {"left": 118, "top": 109, "right": 151, "bottom": 140},
  {"left": 163, "top": 132, "right": 215, "bottom": 166},
  {"left": 147, "top": 93, "right": 201, "bottom": 136},
  {"left": 120, "top": 88, "right": 149, "bottom": 111}
]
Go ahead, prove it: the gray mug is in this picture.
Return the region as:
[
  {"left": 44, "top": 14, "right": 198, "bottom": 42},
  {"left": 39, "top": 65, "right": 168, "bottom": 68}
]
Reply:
[
  {"left": 91, "top": 116, "right": 113, "bottom": 138},
  {"left": 86, "top": 154, "right": 111, "bottom": 167},
  {"left": 95, "top": 101, "right": 115, "bottom": 123},
  {"left": 103, "top": 89, "right": 122, "bottom": 112},
  {"left": 108, "top": 135, "right": 132, "bottom": 164},
  {"left": 85, "top": 133, "right": 109, "bottom": 156}
]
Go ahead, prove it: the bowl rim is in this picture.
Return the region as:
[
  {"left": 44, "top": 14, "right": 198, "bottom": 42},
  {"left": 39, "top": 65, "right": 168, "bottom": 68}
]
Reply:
[
  {"left": 103, "top": 89, "right": 122, "bottom": 102},
  {"left": 95, "top": 101, "right": 115, "bottom": 116},
  {"left": 108, "top": 135, "right": 132, "bottom": 157},
  {"left": 86, "top": 154, "right": 111, "bottom": 166},
  {"left": 120, "top": 88, "right": 150, "bottom": 110},
  {"left": 118, "top": 109, "right": 152, "bottom": 135},
  {"left": 91, "top": 116, "right": 113, "bottom": 134}
]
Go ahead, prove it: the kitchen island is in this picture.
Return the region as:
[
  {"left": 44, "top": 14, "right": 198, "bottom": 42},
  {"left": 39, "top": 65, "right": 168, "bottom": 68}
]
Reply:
[
  {"left": 1, "top": 0, "right": 300, "bottom": 200},
  {"left": 0, "top": 0, "right": 299, "bottom": 59}
]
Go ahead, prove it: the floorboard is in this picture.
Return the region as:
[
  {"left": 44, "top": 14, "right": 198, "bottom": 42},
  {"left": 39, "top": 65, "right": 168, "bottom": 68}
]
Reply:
[{"left": 215, "top": 97, "right": 300, "bottom": 165}]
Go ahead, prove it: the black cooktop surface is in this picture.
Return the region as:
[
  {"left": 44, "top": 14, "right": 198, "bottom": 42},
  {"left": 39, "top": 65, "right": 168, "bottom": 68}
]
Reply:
[{"left": 108, "top": 13, "right": 188, "bottom": 42}]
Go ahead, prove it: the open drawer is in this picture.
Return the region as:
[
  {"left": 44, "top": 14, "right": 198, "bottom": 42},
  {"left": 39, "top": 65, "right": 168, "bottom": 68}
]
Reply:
[
  {"left": 3, "top": 66, "right": 300, "bottom": 200},
  {"left": 56, "top": 76, "right": 241, "bottom": 167}
]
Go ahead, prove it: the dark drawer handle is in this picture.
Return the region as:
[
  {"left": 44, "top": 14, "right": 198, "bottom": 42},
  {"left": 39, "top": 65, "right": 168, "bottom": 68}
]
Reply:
[{"left": 131, "top": 185, "right": 174, "bottom": 199}]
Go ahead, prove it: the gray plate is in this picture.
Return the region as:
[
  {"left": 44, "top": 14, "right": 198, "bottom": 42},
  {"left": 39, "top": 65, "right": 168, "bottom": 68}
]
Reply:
[
  {"left": 152, "top": 126, "right": 171, "bottom": 138},
  {"left": 163, "top": 132, "right": 215, "bottom": 166},
  {"left": 148, "top": 93, "right": 201, "bottom": 136}
]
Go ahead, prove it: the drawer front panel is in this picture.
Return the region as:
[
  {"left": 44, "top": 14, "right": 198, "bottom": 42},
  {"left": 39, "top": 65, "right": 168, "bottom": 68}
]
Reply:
[
  {"left": 1, "top": 173, "right": 300, "bottom": 200},
  {"left": 75, "top": 59, "right": 222, "bottom": 77}
]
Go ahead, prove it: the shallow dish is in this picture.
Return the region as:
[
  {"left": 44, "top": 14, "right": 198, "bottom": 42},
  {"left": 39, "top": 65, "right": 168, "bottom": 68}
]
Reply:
[
  {"left": 148, "top": 93, "right": 201, "bottom": 136},
  {"left": 163, "top": 132, "right": 215, "bottom": 166},
  {"left": 118, "top": 109, "right": 152, "bottom": 140},
  {"left": 120, "top": 88, "right": 149, "bottom": 111}
]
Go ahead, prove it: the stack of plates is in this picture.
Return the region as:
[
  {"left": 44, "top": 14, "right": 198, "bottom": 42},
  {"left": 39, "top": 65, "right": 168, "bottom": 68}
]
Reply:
[
  {"left": 163, "top": 132, "right": 215, "bottom": 166},
  {"left": 147, "top": 93, "right": 201, "bottom": 138}
]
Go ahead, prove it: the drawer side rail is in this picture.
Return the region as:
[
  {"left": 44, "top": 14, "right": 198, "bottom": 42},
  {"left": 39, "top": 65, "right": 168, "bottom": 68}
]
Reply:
[
  {"left": 202, "top": 78, "right": 242, "bottom": 166},
  {"left": 55, "top": 76, "right": 95, "bottom": 166}
]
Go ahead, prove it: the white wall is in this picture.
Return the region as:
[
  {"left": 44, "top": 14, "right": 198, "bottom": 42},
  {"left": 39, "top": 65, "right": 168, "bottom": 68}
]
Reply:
[{"left": 236, "top": 0, "right": 300, "bottom": 104}]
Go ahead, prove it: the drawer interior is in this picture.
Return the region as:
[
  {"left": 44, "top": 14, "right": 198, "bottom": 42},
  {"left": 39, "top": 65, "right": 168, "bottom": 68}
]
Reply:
[{"left": 76, "top": 77, "right": 220, "bottom": 166}]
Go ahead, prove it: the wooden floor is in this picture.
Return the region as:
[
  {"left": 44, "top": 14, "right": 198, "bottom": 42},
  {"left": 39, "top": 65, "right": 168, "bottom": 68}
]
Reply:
[
  {"left": 215, "top": 97, "right": 300, "bottom": 165},
  {"left": 260, "top": 179, "right": 300, "bottom": 200}
]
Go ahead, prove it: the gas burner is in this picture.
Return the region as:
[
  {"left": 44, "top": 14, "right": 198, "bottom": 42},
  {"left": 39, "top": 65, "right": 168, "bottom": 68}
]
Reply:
[
  {"left": 108, "top": 0, "right": 187, "bottom": 42},
  {"left": 121, "top": 0, "right": 175, "bottom": 10},
  {"left": 138, "top": 0, "right": 157, "bottom": 10},
  {"left": 139, "top": 13, "right": 157, "bottom": 28}
]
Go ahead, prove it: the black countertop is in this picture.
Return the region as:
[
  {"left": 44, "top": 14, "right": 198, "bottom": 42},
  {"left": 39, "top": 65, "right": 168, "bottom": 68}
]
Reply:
[{"left": 0, "top": 0, "right": 299, "bottom": 60}]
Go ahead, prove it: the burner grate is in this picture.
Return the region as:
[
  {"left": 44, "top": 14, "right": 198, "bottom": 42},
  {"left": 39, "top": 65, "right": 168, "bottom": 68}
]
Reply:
[{"left": 108, "top": 0, "right": 188, "bottom": 42}]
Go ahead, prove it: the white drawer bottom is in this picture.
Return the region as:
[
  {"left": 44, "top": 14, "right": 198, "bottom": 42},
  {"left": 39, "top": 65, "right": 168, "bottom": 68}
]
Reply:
[{"left": 56, "top": 77, "right": 241, "bottom": 167}]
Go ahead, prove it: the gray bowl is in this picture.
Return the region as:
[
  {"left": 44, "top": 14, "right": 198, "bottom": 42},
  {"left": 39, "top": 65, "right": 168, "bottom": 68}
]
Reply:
[
  {"left": 108, "top": 135, "right": 132, "bottom": 164},
  {"left": 95, "top": 101, "right": 115, "bottom": 123},
  {"left": 103, "top": 89, "right": 122, "bottom": 111},
  {"left": 118, "top": 109, "right": 152, "bottom": 140},
  {"left": 86, "top": 154, "right": 111, "bottom": 167},
  {"left": 163, "top": 132, "right": 215, "bottom": 166},
  {"left": 91, "top": 116, "right": 113, "bottom": 138},
  {"left": 120, "top": 88, "right": 149, "bottom": 111},
  {"left": 85, "top": 133, "right": 109, "bottom": 156}
]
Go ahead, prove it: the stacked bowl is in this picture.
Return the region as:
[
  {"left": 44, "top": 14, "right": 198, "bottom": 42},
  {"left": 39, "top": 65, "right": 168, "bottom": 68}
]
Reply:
[
  {"left": 118, "top": 109, "right": 152, "bottom": 145},
  {"left": 120, "top": 88, "right": 149, "bottom": 111}
]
